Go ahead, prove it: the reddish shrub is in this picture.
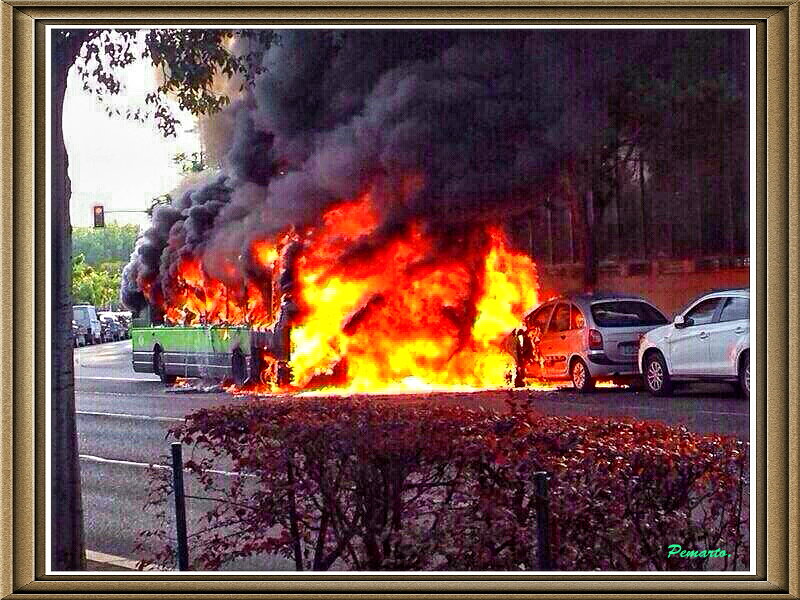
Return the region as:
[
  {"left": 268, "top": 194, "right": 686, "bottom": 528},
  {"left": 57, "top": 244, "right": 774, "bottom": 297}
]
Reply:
[{"left": 136, "top": 396, "right": 748, "bottom": 571}]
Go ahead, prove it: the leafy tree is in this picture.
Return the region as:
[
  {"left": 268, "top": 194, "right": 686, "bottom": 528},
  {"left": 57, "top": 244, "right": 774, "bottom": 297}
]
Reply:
[
  {"left": 173, "top": 151, "right": 209, "bottom": 173},
  {"left": 72, "top": 224, "right": 140, "bottom": 267},
  {"left": 51, "top": 28, "right": 275, "bottom": 570},
  {"left": 71, "top": 255, "right": 124, "bottom": 308},
  {"left": 553, "top": 31, "right": 748, "bottom": 284}
]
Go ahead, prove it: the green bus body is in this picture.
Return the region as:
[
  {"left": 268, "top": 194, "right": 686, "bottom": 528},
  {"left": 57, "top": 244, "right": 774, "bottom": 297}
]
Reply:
[
  {"left": 129, "top": 282, "right": 295, "bottom": 385},
  {"left": 131, "top": 308, "right": 292, "bottom": 385},
  {"left": 131, "top": 324, "right": 254, "bottom": 381}
]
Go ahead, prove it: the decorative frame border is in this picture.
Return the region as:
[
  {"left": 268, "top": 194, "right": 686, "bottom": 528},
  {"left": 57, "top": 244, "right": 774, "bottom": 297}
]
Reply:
[{"left": 0, "top": 2, "right": 796, "bottom": 597}]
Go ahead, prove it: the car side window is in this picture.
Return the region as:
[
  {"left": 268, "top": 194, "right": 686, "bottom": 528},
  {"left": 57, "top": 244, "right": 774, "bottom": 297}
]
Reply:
[
  {"left": 526, "top": 304, "right": 553, "bottom": 332},
  {"left": 685, "top": 298, "right": 721, "bottom": 326},
  {"left": 571, "top": 305, "right": 586, "bottom": 329},
  {"left": 719, "top": 296, "right": 749, "bottom": 322},
  {"left": 549, "top": 303, "right": 571, "bottom": 333}
]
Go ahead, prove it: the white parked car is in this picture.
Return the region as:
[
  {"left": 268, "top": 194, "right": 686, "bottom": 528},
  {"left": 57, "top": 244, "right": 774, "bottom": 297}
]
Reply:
[{"left": 638, "top": 289, "right": 750, "bottom": 397}]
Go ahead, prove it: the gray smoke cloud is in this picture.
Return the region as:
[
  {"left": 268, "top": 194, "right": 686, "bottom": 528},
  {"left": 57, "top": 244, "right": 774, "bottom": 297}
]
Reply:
[{"left": 121, "top": 29, "right": 748, "bottom": 313}]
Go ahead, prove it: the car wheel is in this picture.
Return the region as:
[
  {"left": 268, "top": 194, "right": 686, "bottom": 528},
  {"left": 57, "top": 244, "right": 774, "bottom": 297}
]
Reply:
[
  {"left": 739, "top": 351, "right": 750, "bottom": 399},
  {"left": 570, "top": 358, "right": 595, "bottom": 392},
  {"left": 154, "top": 347, "right": 177, "bottom": 385},
  {"left": 644, "top": 351, "right": 672, "bottom": 396}
]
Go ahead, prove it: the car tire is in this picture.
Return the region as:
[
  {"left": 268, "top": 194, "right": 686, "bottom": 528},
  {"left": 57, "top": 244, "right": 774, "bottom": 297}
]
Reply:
[
  {"left": 570, "top": 358, "right": 595, "bottom": 393},
  {"left": 738, "top": 351, "right": 750, "bottom": 399},
  {"left": 644, "top": 351, "right": 672, "bottom": 396},
  {"left": 154, "top": 347, "right": 177, "bottom": 385}
]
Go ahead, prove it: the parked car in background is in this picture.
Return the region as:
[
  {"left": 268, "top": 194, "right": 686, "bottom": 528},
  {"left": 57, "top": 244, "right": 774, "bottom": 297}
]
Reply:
[
  {"left": 72, "top": 320, "right": 84, "bottom": 347},
  {"left": 638, "top": 288, "right": 750, "bottom": 398},
  {"left": 99, "top": 313, "right": 125, "bottom": 341},
  {"left": 114, "top": 311, "right": 132, "bottom": 338},
  {"left": 509, "top": 292, "right": 669, "bottom": 392},
  {"left": 99, "top": 314, "right": 120, "bottom": 342},
  {"left": 72, "top": 304, "right": 102, "bottom": 345}
]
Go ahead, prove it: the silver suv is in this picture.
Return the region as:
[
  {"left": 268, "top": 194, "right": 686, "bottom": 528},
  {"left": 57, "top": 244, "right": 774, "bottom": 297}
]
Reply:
[
  {"left": 638, "top": 288, "right": 750, "bottom": 397},
  {"left": 510, "top": 293, "right": 668, "bottom": 391}
]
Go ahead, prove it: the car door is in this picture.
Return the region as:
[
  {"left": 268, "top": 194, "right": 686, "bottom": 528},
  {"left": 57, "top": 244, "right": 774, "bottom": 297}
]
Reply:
[
  {"left": 522, "top": 302, "right": 554, "bottom": 378},
  {"left": 706, "top": 295, "right": 749, "bottom": 376},
  {"left": 669, "top": 297, "right": 721, "bottom": 375},
  {"left": 562, "top": 303, "right": 588, "bottom": 372},
  {"left": 540, "top": 302, "right": 571, "bottom": 378}
]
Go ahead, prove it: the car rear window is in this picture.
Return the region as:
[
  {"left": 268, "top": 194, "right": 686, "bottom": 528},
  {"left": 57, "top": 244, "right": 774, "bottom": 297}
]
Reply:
[{"left": 590, "top": 300, "right": 667, "bottom": 328}]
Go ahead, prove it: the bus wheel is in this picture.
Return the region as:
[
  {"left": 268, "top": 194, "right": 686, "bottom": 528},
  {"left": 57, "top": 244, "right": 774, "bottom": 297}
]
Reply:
[
  {"left": 154, "top": 347, "right": 176, "bottom": 385},
  {"left": 276, "top": 361, "right": 292, "bottom": 387},
  {"left": 232, "top": 350, "right": 248, "bottom": 387},
  {"left": 249, "top": 352, "right": 264, "bottom": 385}
]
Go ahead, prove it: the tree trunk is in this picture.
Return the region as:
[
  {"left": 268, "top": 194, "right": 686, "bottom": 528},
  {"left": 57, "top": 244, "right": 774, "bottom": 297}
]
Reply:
[
  {"left": 583, "top": 187, "right": 596, "bottom": 290},
  {"left": 639, "top": 150, "right": 649, "bottom": 258},
  {"left": 50, "top": 31, "right": 86, "bottom": 571}
]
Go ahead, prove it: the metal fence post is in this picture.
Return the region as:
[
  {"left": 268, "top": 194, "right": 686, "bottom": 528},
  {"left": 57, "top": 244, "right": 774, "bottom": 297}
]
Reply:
[
  {"left": 533, "top": 471, "right": 551, "bottom": 571},
  {"left": 171, "top": 442, "right": 189, "bottom": 571}
]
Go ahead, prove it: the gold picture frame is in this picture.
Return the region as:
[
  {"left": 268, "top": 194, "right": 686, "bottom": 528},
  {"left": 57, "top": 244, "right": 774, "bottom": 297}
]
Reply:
[{"left": 1, "top": 2, "right": 797, "bottom": 597}]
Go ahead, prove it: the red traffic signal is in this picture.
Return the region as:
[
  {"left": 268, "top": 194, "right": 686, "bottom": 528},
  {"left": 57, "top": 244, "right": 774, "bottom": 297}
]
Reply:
[{"left": 93, "top": 205, "right": 105, "bottom": 228}]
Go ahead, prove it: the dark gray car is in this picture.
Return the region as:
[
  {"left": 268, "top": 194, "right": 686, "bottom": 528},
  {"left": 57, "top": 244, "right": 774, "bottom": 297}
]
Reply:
[{"left": 512, "top": 292, "right": 668, "bottom": 391}]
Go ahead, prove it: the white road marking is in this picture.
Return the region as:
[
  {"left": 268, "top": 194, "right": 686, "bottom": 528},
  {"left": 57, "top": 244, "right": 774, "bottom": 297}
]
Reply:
[
  {"left": 697, "top": 410, "right": 750, "bottom": 417},
  {"left": 86, "top": 549, "right": 158, "bottom": 571},
  {"left": 80, "top": 454, "right": 255, "bottom": 479},
  {"left": 76, "top": 410, "right": 183, "bottom": 423}
]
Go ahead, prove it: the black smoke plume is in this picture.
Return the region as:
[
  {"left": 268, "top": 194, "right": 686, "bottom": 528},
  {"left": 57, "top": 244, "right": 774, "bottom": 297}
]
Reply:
[{"left": 121, "top": 29, "right": 748, "bottom": 313}]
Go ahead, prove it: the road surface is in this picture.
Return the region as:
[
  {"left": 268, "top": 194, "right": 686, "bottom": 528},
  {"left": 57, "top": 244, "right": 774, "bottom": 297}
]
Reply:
[{"left": 73, "top": 340, "right": 751, "bottom": 570}]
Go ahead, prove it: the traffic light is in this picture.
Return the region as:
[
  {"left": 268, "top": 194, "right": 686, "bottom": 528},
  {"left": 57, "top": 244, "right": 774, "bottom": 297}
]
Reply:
[{"left": 93, "top": 205, "right": 105, "bottom": 228}]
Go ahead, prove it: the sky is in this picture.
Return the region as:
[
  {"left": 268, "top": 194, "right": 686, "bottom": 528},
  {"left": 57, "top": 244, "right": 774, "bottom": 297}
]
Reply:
[{"left": 63, "top": 56, "right": 200, "bottom": 229}]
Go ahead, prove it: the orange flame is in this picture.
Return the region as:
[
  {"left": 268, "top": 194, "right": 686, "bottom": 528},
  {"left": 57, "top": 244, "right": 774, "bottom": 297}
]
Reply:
[{"left": 157, "top": 193, "right": 540, "bottom": 392}]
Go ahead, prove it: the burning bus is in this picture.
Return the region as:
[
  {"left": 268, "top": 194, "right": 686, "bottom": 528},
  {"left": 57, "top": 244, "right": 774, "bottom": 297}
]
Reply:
[
  {"left": 130, "top": 232, "right": 299, "bottom": 387},
  {"left": 124, "top": 190, "right": 542, "bottom": 392},
  {"left": 130, "top": 299, "right": 295, "bottom": 387}
]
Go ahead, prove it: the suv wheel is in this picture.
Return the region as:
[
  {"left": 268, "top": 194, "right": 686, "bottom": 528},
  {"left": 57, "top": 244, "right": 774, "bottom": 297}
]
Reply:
[
  {"left": 739, "top": 352, "right": 750, "bottom": 398},
  {"left": 570, "top": 358, "right": 595, "bottom": 392},
  {"left": 644, "top": 352, "right": 672, "bottom": 396}
]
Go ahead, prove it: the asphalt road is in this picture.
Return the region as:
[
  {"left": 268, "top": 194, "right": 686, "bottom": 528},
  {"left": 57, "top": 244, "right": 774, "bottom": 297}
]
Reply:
[{"left": 74, "top": 340, "right": 751, "bottom": 570}]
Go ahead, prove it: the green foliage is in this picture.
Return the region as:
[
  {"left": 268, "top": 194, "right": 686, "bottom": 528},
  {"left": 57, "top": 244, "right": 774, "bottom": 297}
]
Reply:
[
  {"left": 72, "top": 223, "right": 139, "bottom": 267},
  {"left": 173, "top": 152, "right": 207, "bottom": 173},
  {"left": 71, "top": 29, "right": 276, "bottom": 137},
  {"left": 71, "top": 254, "right": 123, "bottom": 309}
]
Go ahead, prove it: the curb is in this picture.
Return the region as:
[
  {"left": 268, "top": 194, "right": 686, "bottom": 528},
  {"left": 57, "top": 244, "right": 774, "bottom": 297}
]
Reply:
[{"left": 86, "top": 550, "right": 153, "bottom": 571}]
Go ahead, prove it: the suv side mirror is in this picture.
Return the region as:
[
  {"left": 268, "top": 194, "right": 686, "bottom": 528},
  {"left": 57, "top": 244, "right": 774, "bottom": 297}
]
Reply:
[{"left": 674, "top": 314, "right": 687, "bottom": 328}]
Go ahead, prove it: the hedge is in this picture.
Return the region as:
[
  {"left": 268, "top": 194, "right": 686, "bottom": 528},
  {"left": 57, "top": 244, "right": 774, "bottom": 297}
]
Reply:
[{"left": 137, "top": 395, "right": 748, "bottom": 571}]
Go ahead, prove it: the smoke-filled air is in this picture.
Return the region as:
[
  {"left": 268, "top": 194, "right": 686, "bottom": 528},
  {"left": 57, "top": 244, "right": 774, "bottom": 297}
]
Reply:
[{"left": 120, "top": 29, "right": 747, "bottom": 391}]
